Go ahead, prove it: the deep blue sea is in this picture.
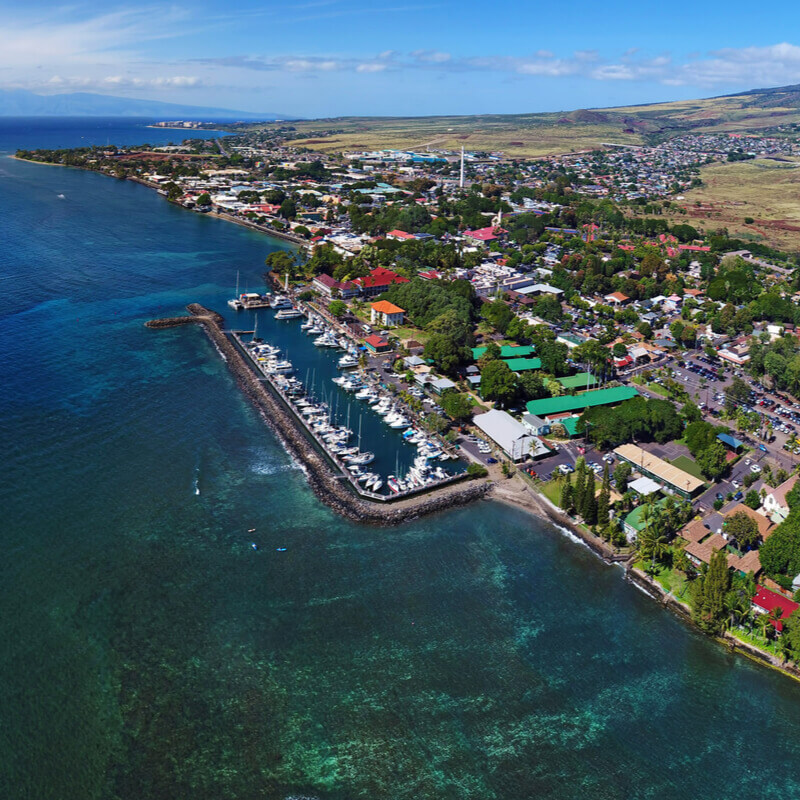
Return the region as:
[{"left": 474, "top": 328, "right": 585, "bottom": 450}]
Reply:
[{"left": 3, "top": 118, "right": 800, "bottom": 800}]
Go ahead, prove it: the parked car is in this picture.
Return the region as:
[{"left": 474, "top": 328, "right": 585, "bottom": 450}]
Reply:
[
  {"left": 558, "top": 464, "right": 574, "bottom": 474},
  {"left": 751, "top": 464, "right": 762, "bottom": 474}
]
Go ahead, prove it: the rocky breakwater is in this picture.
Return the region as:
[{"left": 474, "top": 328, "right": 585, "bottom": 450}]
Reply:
[{"left": 146, "top": 305, "right": 490, "bottom": 524}]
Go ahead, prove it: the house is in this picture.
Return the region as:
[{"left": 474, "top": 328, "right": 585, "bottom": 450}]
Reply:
[
  {"left": 463, "top": 226, "right": 508, "bottom": 246},
  {"left": 762, "top": 476, "right": 798, "bottom": 524},
  {"left": 684, "top": 533, "right": 727, "bottom": 567},
  {"left": 604, "top": 291, "right": 631, "bottom": 306},
  {"left": 363, "top": 334, "right": 392, "bottom": 354},
  {"left": 628, "top": 476, "right": 662, "bottom": 497},
  {"left": 386, "top": 229, "right": 415, "bottom": 241},
  {"left": 622, "top": 499, "right": 668, "bottom": 541},
  {"left": 473, "top": 409, "right": 542, "bottom": 462},
  {"left": 370, "top": 300, "right": 405, "bottom": 328},
  {"left": 521, "top": 414, "right": 551, "bottom": 436},
  {"left": 751, "top": 586, "right": 800, "bottom": 632}
]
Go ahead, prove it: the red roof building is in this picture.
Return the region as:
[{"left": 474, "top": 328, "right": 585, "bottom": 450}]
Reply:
[
  {"left": 752, "top": 586, "right": 799, "bottom": 632},
  {"left": 387, "top": 229, "right": 415, "bottom": 240},
  {"left": 464, "top": 226, "right": 508, "bottom": 243},
  {"left": 364, "top": 334, "right": 392, "bottom": 353},
  {"left": 353, "top": 267, "right": 409, "bottom": 297}
]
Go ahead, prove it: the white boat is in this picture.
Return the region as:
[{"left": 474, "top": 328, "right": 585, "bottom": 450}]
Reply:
[
  {"left": 387, "top": 476, "right": 400, "bottom": 494},
  {"left": 337, "top": 354, "right": 358, "bottom": 369},
  {"left": 228, "top": 271, "right": 243, "bottom": 309},
  {"left": 270, "top": 295, "right": 293, "bottom": 309},
  {"left": 275, "top": 307, "right": 303, "bottom": 320}
]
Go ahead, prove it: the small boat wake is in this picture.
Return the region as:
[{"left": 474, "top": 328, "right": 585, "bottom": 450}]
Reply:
[{"left": 192, "top": 456, "right": 202, "bottom": 495}]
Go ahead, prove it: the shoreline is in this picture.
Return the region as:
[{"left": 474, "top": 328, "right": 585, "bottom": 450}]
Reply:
[
  {"left": 13, "top": 155, "right": 305, "bottom": 251},
  {"left": 490, "top": 472, "right": 800, "bottom": 685}
]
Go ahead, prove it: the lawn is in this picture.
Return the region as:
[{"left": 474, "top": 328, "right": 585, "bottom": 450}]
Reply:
[
  {"left": 540, "top": 478, "right": 565, "bottom": 507},
  {"left": 635, "top": 560, "right": 693, "bottom": 605},
  {"left": 670, "top": 454, "right": 705, "bottom": 480},
  {"left": 391, "top": 326, "right": 429, "bottom": 344}
]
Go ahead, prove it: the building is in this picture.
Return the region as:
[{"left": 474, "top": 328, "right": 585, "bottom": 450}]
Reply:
[
  {"left": 622, "top": 498, "right": 667, "bottom": 541},
  {"left": 463, "top": 226, "right": 508, "bottom": 246},
  {"left": 717, "top": 432, "right": 745, "bottom": 452},
  {"left": 613, "top": 443, "right": 705, "bottom": 499},
  {"left": 353, "top": 267, "right": 409, "bottom": 298},
  {"left": 311, "top": 273, "right": 359, "bottom": 299},
  {"left": 472, "top": 344, "right": 535, "bottom": 361},
  {"left": 762, "top": 475, "right": 798, "bottom": 523},
  {"left": 752, "top": 586, "right": 800, "bottom": 632},
  {"left": 370, "top": 300, "right": 405, "bottom": 328},
  {"left": 724, "top": 504, "right": 774, "bottom": 542},
  {"left": 521, "top": 414, "right": 551, "bottom": 436},
  {"left": 473, "top": 409, "right": 544, "bottom": 462},
  {"left": 363, "top": 334, "right": 392, "bottom": 354},
  {"left": 556, "top": 373, "right": 597, "bottom": 391},
  {"left": 525, "top": 386, "right": 639, "bottom": 418}
]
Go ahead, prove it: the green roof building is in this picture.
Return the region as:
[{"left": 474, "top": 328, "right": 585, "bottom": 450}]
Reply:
[
  {"left": 504, "top": 357, "right": 542, "bottom": 373},
  {"left": 472, "top": 344, "right": 535, "bottom": 361},
  {"left": 525, "top": 386, "right": 639, "bottom": 417},
  {"left": 557, "top": 372, "right": 598, "bottom": 390}
]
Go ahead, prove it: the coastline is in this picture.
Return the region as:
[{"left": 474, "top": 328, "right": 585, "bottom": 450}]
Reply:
[
  {"left": 13, "top": 155, "right": 306, "bottom": 250},
  {"left": 490, "top": 472, "right": 800, "bottom": 685}
]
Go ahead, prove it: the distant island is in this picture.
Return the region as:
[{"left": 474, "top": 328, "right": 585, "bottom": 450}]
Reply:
[{"left": 0, "top": 88, "right": 290, "bottom": 121}]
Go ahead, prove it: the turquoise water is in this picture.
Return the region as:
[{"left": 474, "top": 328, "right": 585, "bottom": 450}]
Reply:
[{"left": 3, "top": 124, "right": 800, "bottom": 799}]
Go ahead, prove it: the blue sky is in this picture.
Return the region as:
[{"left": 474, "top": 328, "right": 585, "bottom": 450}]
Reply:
[{"left": 5, "top": 1, "right": 800, "bottom": 116}]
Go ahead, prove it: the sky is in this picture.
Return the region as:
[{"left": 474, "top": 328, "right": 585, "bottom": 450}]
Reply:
[{"left": 5, "top": 0, "right": 800, "bottom": 117}]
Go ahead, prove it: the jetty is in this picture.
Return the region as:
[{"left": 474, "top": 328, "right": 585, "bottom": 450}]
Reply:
[{"left": 146, "top": 305, "right": 490, "bottom": 524}]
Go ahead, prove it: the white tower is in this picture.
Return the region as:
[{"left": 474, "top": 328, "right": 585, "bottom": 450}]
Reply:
[{"left": 459, "top": 146, "right": 465, "bottom": 189}]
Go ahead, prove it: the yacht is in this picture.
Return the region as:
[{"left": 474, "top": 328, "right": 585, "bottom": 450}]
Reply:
[
  {"left": 275, "top": 307, "right": 303, "bottom": 320},
  {"left": 337, "top": 354, "right": 358, "bottom": 369},
  {"left": 228, "top": 296, "right": 244, "bottom": 310},
  {"left": 270, "top": 295, "right": 293, "bottom": 309}
]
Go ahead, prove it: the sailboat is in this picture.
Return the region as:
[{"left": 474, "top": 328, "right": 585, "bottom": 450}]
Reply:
[{"left": 228, "top": 271, "right": 243, "bottom": 310}]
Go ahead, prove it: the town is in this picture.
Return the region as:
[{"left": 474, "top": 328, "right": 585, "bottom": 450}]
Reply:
[{"left": 18, "top": 123, "right": 800, "bottom": 674}]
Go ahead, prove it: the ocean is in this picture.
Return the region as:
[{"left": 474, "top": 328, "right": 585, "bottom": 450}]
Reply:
[{"left": 2, "top": 118, "right": 800, "bottom": 800}]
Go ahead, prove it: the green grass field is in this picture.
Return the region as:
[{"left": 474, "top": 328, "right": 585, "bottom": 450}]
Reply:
[{"left": 670, "top": 455, "right": 705, "bottom": 480}]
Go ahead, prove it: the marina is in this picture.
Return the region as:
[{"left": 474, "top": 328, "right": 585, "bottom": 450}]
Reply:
[{"left": 230, "top": 300, "right": 465, "bottom": 501}]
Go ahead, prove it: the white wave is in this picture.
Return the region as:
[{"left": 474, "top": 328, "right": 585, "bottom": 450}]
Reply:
[{"left": 551, "top": 522, "right": 591, "bottom": 550}]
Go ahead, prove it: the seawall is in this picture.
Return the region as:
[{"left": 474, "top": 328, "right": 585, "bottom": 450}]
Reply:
[{"left": 147, "top": 305, "right": 490, "bottom": 525}]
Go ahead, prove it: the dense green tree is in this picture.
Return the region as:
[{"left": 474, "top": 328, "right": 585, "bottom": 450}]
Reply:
[
  {"left": 696, "top": 441, "right": 728, "bottom": 481},
  {"left": 482, "top": 300, "right": 514, "bottom": 334},
  {"left": 328, "top": 300, "right": 346, "bottom": 318},
  {"left": 440, "top": 392, "right": 474, "bottom": 423},
  {"left": 726, "top": 510, "right": 760, "bottom": 548},
  {"left": 480, "top": 360, "right": 519, "bottom": 407},
  {"left": 560, "top": 472, "right": 573, "bottom": 512},
  {"left": 614, "top": 461, "right": 632, "bottom": 492},
  {"left": 424, "top": 333, "right": 472, "bottom": 377},
  {"left": 693, "top": 548, "right": 731, "bottom": 634},
  {"left": 582, "top": 470, "right": 598, "bottom": 524}
]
